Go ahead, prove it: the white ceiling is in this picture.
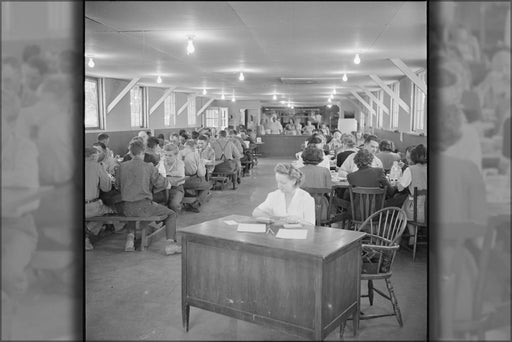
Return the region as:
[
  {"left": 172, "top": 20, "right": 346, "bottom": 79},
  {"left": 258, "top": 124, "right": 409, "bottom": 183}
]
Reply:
[{"left": 85, "top": 1, "right": 426, "bottom": 106}]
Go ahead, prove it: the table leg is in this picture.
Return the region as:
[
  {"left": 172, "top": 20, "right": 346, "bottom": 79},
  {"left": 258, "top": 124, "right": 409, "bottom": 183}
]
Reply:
[
  {"left": 182, "top": 303, "right": 190, "bottom": 331},
  {"left": 352, "top": 305, "right": 359, "bottom": 336}
]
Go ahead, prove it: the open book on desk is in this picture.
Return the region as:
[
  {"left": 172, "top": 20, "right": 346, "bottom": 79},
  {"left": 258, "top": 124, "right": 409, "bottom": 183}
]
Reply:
[{"left": 1, "top": 186, "right": 54, "bottom": 218}]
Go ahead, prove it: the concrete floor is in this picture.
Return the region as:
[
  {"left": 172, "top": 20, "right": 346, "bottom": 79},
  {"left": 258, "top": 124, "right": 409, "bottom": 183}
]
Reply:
[{"left": 85, "top": 157, "right": 427, "bottom": 340}]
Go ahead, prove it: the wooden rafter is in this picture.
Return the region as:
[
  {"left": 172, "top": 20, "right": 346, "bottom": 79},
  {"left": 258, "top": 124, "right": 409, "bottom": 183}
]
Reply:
[
  {"left": 389, "top": 58, "right": 427, "bottom": 95},
  {"left": 358, "top": 86, "right": 389, "bottom": 114},
  {"left": 106, "top": 78, "right": 140, "bottom": 114},
  {"left": 149, "top": 87, "right": 176, "bottom": 115},
  {"left": 350, "top": 90, "right": 376, "bottom": 116},
  {"left": 368, "top": 74, "right": 410, "bottom": 114},
  {"left": 197, "top": 98, "right": 215, "bottom": 116}
]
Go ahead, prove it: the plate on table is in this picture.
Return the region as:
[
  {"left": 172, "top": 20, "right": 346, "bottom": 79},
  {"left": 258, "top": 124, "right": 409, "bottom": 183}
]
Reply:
[{"left": 254, "top": 217, "right": 274, "bottom": 224}]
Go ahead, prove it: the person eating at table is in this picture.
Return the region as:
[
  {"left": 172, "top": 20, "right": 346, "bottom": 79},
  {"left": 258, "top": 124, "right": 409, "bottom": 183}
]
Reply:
[
  {"left": 336, "top": 134, "right": 358, "bottom": 168},
  {"left": 299, "top": 147, "right": 333, "bottom": 189},
  {"left": 295, "top": 136, "right": 331, "bottom": 170},
  {"left": 197, "top": 134, "right": 216, "bottom": 180},
  {"left": 253, "top": 163, "right": 315, "bottom": 225},
  {"left": 116, "top": 139, "right": 180, "bottom": 255},
  {"left": 182, "top": 140, "right": 212, "bottom": 213},
  {"left": 162, "top": 143, "right": 185, "bottom": 213},
  {"left": 338, "top": 134, "right": 383, "bottom": 176},
  {"left": 396, "top": 144, "right": 427, "bottom": 246},
  {"left": 332, "top": 148, "right": 392, "bottom": 213}
]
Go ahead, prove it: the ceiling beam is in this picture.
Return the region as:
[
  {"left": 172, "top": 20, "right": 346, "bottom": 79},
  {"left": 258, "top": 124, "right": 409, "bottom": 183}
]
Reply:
[
  {"left": 149, "top": 87, "right": 176, "bottom": 115},
  {"left": 389, "top": 58, "right": 427, "bottom": 95},
  {"left": 197, "top": 98, "right": 215, "bottom": 116},
  {"left": 106, "top": 78, "right": 140, "bottom": 114},
  {"left": 368, "top": 74, "right": 410, "bottom": 114},
  {"left": 177, "top": 100, "right": 189, "bottom": 116},
  {"left": 358, "top": 86, "right": 389, "bottom": 115},
  {"left": 350, "top": 90, "right": 376, "bottom": 116}
]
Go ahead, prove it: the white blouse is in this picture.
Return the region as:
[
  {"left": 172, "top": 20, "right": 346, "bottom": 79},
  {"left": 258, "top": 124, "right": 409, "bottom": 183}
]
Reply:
[{"left": 255, "top": 188, "right": 315, "bottom": 225}]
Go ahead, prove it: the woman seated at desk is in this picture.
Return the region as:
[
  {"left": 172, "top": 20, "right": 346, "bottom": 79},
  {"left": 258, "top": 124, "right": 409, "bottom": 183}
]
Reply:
[{"left": 252, "top": 163, "right": 315, "bottom": 225}]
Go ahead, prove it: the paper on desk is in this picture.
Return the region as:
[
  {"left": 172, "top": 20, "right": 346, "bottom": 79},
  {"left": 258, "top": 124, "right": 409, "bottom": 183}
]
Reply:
[
  {"left": 276, "top": 229, "right": 308, "bottom": 239},
  {"left": 224, "top": 220, "right": 238, "bottom": 225},
  {"left": 237, "top": 223, "right": 266, "bottom": 233},
  {"left": 283, "top": 223, "right": 302, "bottom": 228}
]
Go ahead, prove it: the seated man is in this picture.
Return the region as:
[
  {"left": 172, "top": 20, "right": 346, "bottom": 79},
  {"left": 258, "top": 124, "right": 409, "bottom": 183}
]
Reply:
[
  {"left": 85, "top": 147, "right": 115, "bottom": 250},
  {"left": 210, "top": 130, "right": 242, "bottom": 187},
  {"left": 197, "top": 134, "right": 216, "bottom": 180},
  {"left": 162, "top": 143, "right": 185, "bottom": 213},
  {"left": 92, "top": 142, "right": 118, "bottom": 175},
  {"left": 228, "top": 129, "right": 244, "bottom": 180},
  {"left": 122, "top": 136, "right": 158, "bottom": 166},
  {"left": 182, "top": 140, "right": 212, "bottom": 213},
  {"left": 97, "top": 133, "right": 115, "bottom": 159},
  {"left": 338, "top": 134, "right": 383, "bottom": 176},
  {"left": 116, "top": 140, "right": 180, "bottom": 255}
]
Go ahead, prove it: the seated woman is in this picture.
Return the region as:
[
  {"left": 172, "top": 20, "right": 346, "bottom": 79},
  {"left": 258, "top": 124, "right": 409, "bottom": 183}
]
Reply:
[
  {"left": 294, "top": 136, "right": 331, "bottom": 170},
  {"left": 397, "top": 144, "right": 427, "bottom": 245},
  {"left": 299, "top": 147, "right": 333, "bottom": 223},
  {"left": 333, "top": 149, "right": 392, "bottom": 214},
  {"left": 375, "top": 139, "right": 401, "bottom": 172},
  {"left": 252, "top": 163, "right": 315, "bottom": 225}
]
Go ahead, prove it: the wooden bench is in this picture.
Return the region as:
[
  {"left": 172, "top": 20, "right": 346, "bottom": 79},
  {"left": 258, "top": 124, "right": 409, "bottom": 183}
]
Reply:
[
  {"left": 210, "top": 172, "right": 238, "bottom": 190},
  {"left": 85, "top": 215, "right": 167, "bottom": 251}
]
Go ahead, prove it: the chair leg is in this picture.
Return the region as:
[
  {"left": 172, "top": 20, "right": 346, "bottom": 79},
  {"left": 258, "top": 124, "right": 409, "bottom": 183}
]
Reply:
[
  {"left": 368, "top": 280, "right": 374, "bottom": 305},
  {"left": 139, "top": 222, "right": 147, "bottom": 251},
  {"left": 385, "top": 278, "right": 403, "bottom": 327}
]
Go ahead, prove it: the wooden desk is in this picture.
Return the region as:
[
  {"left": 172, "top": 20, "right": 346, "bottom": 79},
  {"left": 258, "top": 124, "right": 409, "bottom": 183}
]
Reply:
[{"left": 181, "top": 214, "right": 365, "bottom": 340}]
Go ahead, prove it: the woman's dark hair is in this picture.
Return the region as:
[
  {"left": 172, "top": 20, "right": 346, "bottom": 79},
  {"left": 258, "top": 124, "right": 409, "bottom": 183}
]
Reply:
[
  {"left": 307, "top": 136, "right": 322, "bottom": 146},
  {"left": 410, "top": 144, "right": 427, "bottom": 164},
  {"left": 301, "top": 147, "right": 324, "bottom": 165},
  {"left": 353, "top": 149, "right": 374, "bottom": 169}
]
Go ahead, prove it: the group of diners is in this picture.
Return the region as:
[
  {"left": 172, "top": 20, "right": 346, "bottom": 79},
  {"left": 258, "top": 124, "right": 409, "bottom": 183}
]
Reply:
[
  {"left": 85, "top": 126, "right": 259, "bottom": 254},
  {"left": 266, "top": 128, "right": 427, "bottom": 246}
]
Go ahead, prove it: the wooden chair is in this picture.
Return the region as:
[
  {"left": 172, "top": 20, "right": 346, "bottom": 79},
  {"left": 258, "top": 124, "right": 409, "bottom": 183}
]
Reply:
[
  {"left": 408, "top": 187, "right": 427, "bottom": 262},
  {"left": 348, "top": 186, "right": 387, "bottom": 231},
  {"left": 301, "top": 187, "right": 332, "bottom": 226},
  {"left": 355, "top": 207, "right": 408, "bottom": 327},
  {"left": 432, "top": 221, "right": 501, "bottom": 340}
]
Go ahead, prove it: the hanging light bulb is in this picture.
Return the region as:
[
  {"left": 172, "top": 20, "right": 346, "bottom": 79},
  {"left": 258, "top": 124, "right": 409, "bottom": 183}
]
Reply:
[
  {"left": 329, "top": 94, "right": 334, "bottom": 100},
  {"left": 327, "top": 104, "right": 332, "bottom": 108},
  {"left": 231, "top": 91, "right": 236, "bottom": 102},
  {"left": 291, "top": 104, "right": 294, "bottom": 109},
  {"left": 186, "top": 37, "right": 195, "bottom": 55},
  {"left": 342, "top": 73, "right": 348, "bottom": 82},
  {"left": 328, "top": 97, "right": 332, "bottom": 103},
  {"left": 280, "top": 100, "right": 285, "bottom": 104},
  {"left": 88, "top": 57, "right": 95, "bottom": 68},
  {"left": 354, "top": 53, "right": 361, "bottom": 64},
  {"left": 332, "top": 88, "right": 336, "bottom": 95},
  {"left": 273, "top": 93, "right": 277, "bottom": 100},
  {"left": 202, "top": 88, "right": 207, "bottom": 95},
  {"left": 238, "top": 72, "right": 245, "bottom": 81},
  {"left": 156, "top": 75, "right": 162, "bottom": 84},
  {"left": 221, "top": 91, "right": 225, "bottom": 100}
]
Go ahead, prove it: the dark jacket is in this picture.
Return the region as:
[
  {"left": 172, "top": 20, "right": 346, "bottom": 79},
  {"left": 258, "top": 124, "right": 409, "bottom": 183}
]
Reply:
[{"left": 345, "top": 166, "right": 392, "bottom": 200}]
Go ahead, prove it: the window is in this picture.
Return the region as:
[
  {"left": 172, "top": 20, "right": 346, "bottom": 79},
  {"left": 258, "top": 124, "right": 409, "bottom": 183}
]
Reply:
[
  {"left": 412, "top": 70, "right": 426, "bottom": 132},
  {"left": 85, "top": 77, "right": 103, "bottom": 129},
  {"left": 205, "top": 107, "right": 228, "bottom": 129},
  {"left": 164, "top": 93, "right": 175, "bottom": 127},
  {"left": 130, "top": 85, "right": 147, "bottom": 128},
  {"left": 390, "top": 82, "right": 400, "bottom": 129}
]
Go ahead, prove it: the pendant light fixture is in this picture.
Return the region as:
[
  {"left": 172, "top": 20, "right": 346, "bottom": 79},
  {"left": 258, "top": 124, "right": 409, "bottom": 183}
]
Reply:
[
  {"left": 221, "top": 91, "right": 225, "bottom": 100},
  {"left": 186, "top": 36, "right": 195, "bottom": 55},
  {"left": 238, "top": 72, "right": 245, "bottom": 81},
  {"left": 342, "top": 73, "right": 348, "bottom": 82},
  {"left": 88, "top": 57, "right": 95, "bottom": 68},
  {"left": 231, "top": 90, "right": 236, "bottom": 102},
  {"left": 202, "top": 88, "right": 207, "bottom": 95},
  {"left": 273, "top": 93, "right": 277, "bottom": 100},
  {"left": 332, "top": 88, "right": 336, "bottom": 95},
  {"left": 157, "top": 75, "right": 162, "bottom": 84},
  {"left": 354, "top": 53, "right": 361, "bottom": 64}
]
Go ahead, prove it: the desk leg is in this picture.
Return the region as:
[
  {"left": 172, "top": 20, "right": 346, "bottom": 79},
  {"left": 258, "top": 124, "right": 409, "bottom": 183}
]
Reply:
[
  {"left": 182, "top": 303, "right": 190, "bottom": 331},
  {"left": 352, "top": 306, "right": 359, "bottom": 336}
]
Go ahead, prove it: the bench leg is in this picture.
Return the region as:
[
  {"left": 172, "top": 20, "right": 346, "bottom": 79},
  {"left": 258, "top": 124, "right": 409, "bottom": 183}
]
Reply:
[{"left": 138, "top": 222, "right": 147, "bottom": 251}]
